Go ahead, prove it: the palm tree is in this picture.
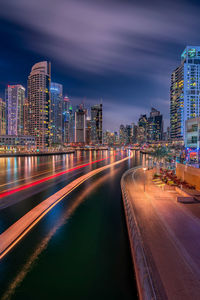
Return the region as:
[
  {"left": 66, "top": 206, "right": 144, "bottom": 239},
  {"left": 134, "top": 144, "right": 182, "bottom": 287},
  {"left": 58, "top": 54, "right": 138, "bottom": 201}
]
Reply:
[{"left": 151, "top": 147, "right": 171, "bottom": 173}]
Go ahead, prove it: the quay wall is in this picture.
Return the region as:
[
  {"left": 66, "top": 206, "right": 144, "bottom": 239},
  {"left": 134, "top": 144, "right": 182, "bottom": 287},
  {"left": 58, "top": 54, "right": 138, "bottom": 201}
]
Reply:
[
  {"left": 0, "top": 151, "right": 75, "bottom": 158},
  {"left": 121, "top": 167, "right": 157, "bottom": 300}
]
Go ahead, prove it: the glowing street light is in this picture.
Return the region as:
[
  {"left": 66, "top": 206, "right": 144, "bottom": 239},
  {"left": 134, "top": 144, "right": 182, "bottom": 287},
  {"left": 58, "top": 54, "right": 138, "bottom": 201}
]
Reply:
[{"left": 143, "top": 167, "right": 147, "bottom": 192}]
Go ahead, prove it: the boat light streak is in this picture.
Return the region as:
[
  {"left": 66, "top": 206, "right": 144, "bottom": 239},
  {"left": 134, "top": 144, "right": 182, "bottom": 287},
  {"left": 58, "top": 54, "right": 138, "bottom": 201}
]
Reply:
[{"left": 0, "top": 156, "right": 114, "bottom": 199}]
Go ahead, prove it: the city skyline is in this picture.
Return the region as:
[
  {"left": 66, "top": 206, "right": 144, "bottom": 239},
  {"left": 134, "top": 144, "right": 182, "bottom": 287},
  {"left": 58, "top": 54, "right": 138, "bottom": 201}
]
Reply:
[
  {"left": 0, "top": 61, "right": 167, "bottom": 138},
  {"left": 0, "top": 56, "right": 167, "bottom": 148},
  {"left": 1, "top": 0, "right": 200, "bottom": 130},
  {"left": 2, "top": 2, "right": 200, "bottom": 300},
  {"left": 2, "top": 47, "right": 200, "bottom": 151}
]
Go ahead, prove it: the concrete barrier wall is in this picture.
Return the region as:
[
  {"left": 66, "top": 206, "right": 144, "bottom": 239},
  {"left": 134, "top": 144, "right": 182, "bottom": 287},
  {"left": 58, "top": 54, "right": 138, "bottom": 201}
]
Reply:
[
  {"left": 176, "top": 163, "right": 200, "bottom": 190},
  {"left": 121, "top": 167, "right": 157, "bottom": 300}
]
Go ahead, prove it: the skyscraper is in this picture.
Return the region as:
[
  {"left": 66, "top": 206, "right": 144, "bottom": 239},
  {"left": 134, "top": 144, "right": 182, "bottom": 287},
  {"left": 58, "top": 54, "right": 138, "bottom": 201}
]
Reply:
[
  {"left": 23, "top": 97, "right": 29, "bottom": 135},
  {"left": 125, "top": 125, "right": 132, "bottom": 144},
  {"left": 86, "top": 117, "right": 92, "bottom": 145},
  {"left": 62, "top": 96, "right": 74, "bottom": 144},
  {"left": 68, "top": 105, "right": 74, "bottom": 143},
  {"left": 0, "top": 98, "right": 6, "bottom": 135},
  {"left": 75, "top": 104, "right": 86, "bottom": 144},
  {"left": 170, "top": 46, "right": 200, "bottom": 140},
  {"left": 91, "top": 104, "right": 103, "bottom": 145},
  {"left": 5, "top": 85, "right": 25, "bottom": 135},
  {"left": 131, "top": 122, "right": 138, "bottom": 144},
  {"left": 119, "top": 124, "right": 126, "bottom": 145},
  {"left": 170, "top": 65, "right": 183, "bottom": 140},
  {"left": 103, "top": 130, "right": 116, "bottom": 146},
  {"left": 51, "top": 82, "right": 63, "bottom": 145},
  {"left": 28, "top": 61, "right": 51, "bottom": 150},
  {"left": 137, "top": 114, "right": 147, "bottom": 144},
  {"left": 147, "top": 108, "right": 163, "bottom": 141}
]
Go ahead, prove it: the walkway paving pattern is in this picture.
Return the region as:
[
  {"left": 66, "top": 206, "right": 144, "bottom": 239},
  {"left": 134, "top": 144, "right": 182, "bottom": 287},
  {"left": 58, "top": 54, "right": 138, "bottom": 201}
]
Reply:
[{"left": 124, "top": 168, "right": 200, "bottom": 300}]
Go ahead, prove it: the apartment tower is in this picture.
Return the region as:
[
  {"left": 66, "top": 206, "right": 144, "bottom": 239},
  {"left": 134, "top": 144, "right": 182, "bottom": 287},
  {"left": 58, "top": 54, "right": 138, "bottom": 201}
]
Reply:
[{"left": 27, "top": 61, "right": 51, "bottom": 150}]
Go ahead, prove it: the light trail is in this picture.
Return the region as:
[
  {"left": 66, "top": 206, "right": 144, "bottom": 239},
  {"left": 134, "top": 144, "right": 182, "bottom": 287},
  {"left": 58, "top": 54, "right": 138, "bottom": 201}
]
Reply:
[
  {"left": 0, "top": 151, "right": 132, "bottom": 260},
  {"left": 1, "top": 170, "right": 117, "bottom": 300},
  {"left": 0, "top": 152, "right": 103, "bottom": 187},
  {"left": 0, "top": 165, "right": 66, "bottom": 188},
  {"left": 0, "top": 154, "right": 117, "bottom": 199},
  {"left": 0, "top": 152, "right": 89, "bottom": 175},
  {"left": 0, "top": 153, "right": 103, "bottom": 189},
  {"left": 0, "top": 155, "right": 70, "bottom": 174}
]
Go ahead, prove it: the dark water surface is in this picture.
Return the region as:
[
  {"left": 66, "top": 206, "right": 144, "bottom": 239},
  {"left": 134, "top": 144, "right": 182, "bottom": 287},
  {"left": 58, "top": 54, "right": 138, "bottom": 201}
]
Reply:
[{"left": 0, "top": 150, "right": 141, "bottom": 300}]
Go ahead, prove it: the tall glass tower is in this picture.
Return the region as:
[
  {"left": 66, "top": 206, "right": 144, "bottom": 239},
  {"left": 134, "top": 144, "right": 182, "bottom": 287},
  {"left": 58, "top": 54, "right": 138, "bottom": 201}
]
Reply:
[
  {"left": 62, "top": 96, "right": 74, "bottom": 144},
  {"left": 91, "top": 103, "right": 103, "bottom": 145},
  {"left": 75, "top": 104, "right": 87, "bottom": 144},
  {"left": 170, "top": 46, "right": 200, "bottom": 140},
  {"left": 28, "top": 61, "right": 51, "bottom": 150},
  {"left": 51, "top": 82, "right": 63, "bottom": 145},
  {"left": 5, "top": 85, "right": 25, "bottom": 136},
  {"left": 0, "top": 98, "right": 6, "bottom": 135}
]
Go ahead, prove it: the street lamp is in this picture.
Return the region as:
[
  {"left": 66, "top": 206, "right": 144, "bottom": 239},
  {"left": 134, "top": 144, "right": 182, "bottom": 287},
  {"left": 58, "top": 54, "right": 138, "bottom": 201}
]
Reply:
[{"left": 143, "top": 167, "right": 147, "bottom": 192}]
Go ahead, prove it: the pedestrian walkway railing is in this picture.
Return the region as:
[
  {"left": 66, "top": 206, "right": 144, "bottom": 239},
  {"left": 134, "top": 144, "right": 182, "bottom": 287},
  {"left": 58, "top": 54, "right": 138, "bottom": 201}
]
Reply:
[{"left": 121, "top": 166, "right": 157, "bottom": 300}]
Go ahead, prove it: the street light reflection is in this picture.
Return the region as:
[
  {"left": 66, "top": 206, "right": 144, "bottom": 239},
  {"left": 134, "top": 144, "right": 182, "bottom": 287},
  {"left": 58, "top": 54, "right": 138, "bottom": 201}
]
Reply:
[
  {"left": 0, "top": 156, "right": 112, "bottom": 199},
  {"left": 0, "top": 170, "right": 118, "bottom": 300}
]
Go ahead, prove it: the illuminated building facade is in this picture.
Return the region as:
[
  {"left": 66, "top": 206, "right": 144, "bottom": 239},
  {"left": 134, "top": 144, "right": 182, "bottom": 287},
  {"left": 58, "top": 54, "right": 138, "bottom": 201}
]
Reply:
[
  {"left": 0, "top": 135, "right": 35, "bottom": 152},
  {"left": 28, "top": 61, "right": 51, "bottom": 150},
  {"left": 119, "top": 124, "right": 126, "bottom": 145},
  {"left": 137, "top": 114, "right": 147, "bottom": 144},
  {"left": 0, "top": 98, "right": 6, "bottom": 135},
  {"left": 119, "top": 124, "right": 132, "bottom": 145},
  {"left": 74, "top": 104, "right": 86, "bottom": 144},
  {"left": 91, "top": 104, "right": 103, "bottom": 144},
  {"left": 62, "top": 96, "right": 74, "bottom": 144},
  {"left": 23, "top": 97, "right": 29, "bottom": 135},
  {"left": 125, "top": 125, "right": 132, "bottom": 144},
  {"left": 170, "top": 46, "right": 200, "bottom": 140},
  {"left": 51, "top": 82, "right": 63, "bottom": 144},
  {"left": 103, "top": 130, "right": 117, "bottom": 146},
  {"left": 86, "top": 118, "right": 92, "bottom": 144},
  {"left": 5, "top": 85, "right": 25, "bottom": 136},
  {"left": 147, "top": 108, "right": 163, "bottom": 142},
  {"left": 131, "top": 123, "right": 138, "bottom": 144},
  {"left": 185, "top": 117, "right": 200, "bottom": 148},
  {"left": 69, "top": 106, "right": 74, "bottom": 143},
  {"left": 170, "top": 64, "right": 184, "bottom": 139},
  {"left": 185, "top": 117, "right": 200, "bottom": 164}
]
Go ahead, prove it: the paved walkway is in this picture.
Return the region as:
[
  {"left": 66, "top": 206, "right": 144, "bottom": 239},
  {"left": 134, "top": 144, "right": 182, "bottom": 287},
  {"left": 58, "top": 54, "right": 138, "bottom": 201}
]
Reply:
[{"left": 124, "top": 168, "right": 200, "bottom": 300}]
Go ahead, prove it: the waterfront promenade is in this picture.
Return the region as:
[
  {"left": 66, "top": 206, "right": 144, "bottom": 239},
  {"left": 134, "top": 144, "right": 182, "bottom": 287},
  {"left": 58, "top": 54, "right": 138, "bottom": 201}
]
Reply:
[{"left": 122, "top": 167, "right": 200, "bottom": 300}]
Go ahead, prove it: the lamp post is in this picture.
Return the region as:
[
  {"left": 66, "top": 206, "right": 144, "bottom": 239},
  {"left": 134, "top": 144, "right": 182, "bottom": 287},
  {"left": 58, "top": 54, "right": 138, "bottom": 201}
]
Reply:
[{"left": 143, "top": 167, "right": 147, "bottom": 192}]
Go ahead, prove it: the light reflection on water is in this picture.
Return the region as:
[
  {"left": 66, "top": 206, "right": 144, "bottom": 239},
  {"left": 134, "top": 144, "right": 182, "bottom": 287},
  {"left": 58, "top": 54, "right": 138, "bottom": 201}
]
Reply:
[
  {"left": 0, "top": 151, "right": 111, "bottom": 189},
  {"left": 1, "top": 169, "right": 119, "bottom": 300}
]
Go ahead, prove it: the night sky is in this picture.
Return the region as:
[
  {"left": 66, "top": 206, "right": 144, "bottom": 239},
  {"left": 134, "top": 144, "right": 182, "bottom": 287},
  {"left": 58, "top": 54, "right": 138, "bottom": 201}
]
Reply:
[{"left": 1, "top": 0, "right": 200, "bottom": 131}]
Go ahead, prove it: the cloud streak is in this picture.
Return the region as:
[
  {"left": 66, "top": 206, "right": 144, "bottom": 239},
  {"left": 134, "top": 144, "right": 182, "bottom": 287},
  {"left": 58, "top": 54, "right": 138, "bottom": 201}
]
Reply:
[
  {"left": 1, "top": 0, "right": 200, "bottom": 130},
  {"left": 0, "top": 0, "right": 199, "bottom": 76}
]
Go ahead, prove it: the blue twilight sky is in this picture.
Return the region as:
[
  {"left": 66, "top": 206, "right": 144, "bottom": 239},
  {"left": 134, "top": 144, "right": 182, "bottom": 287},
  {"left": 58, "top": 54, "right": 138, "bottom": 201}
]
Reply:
[{"left": 0, "top": 0, "right": 200, "bottom": 131}]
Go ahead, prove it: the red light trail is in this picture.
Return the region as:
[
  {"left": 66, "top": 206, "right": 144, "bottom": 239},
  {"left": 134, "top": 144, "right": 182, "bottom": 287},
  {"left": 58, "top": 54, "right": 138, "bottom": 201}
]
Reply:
[
  {"left": 0, "top": 151, "right": 131, "bottom": 260},
  {"left": 0, "top": 156, "right": 115, "bottom": 199}
]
